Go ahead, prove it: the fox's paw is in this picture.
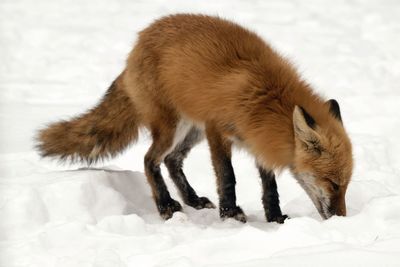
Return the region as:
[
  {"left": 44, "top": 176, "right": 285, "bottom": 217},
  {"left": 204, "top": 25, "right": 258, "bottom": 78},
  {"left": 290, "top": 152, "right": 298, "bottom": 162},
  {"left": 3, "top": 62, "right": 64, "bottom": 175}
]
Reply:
[
  {"left": 267, "top": 213, "right": 289, "bottom": 224},
  {"left": 158, "top": 199, "right": 182, "bottom": 220},
  {"left": 187, "top": 196, "right": 216, "bottom": 210},
  {"left": 220, "top": 206, "right": 247, "bottom": 223}
]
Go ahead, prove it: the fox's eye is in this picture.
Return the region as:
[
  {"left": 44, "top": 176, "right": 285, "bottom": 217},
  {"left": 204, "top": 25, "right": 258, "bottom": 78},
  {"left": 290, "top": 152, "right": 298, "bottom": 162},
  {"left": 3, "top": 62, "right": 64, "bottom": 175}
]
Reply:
[{"left": 329, "top": 180, "right": 340, "bottom": 191}]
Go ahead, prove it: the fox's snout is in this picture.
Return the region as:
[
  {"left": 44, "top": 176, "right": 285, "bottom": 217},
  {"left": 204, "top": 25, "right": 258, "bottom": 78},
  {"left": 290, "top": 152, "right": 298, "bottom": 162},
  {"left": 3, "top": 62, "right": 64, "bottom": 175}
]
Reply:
[
  {"left": 293, "top": 172, "right": 348, "bottom": 220},
  {"left": 312, "top": 191, "right": 347, "bottom": 220},
  {"left": 326, "top": 193, "right": 347, "bottom": 218}
]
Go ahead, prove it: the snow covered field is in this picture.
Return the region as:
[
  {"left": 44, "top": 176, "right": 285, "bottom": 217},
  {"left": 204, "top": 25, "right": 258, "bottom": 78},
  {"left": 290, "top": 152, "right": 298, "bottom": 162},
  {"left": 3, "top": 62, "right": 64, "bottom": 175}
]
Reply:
[{"left": 1, "top": 0, "right": 400, "bottom": 266}]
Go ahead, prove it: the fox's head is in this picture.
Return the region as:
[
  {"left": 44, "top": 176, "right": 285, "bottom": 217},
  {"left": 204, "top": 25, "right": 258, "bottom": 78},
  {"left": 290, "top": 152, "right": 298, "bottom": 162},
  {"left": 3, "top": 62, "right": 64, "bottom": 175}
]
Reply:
[{"left": 291, "top": 99, "right": 353, "bottom": 219}]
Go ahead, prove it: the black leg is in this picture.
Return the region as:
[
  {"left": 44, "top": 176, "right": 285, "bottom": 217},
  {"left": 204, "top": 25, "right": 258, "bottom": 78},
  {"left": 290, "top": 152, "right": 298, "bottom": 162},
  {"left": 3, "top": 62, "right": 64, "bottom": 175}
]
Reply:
[
  {"left": 145, "top": 155, "right": 182, "bottom": 219},
  {"left": 258, "top": 166, "right": 288, "bottom": 223},
  {"left": 216, "top": 155, "right": 246, "bottom": 222},
  {"left": 144, "top": 124, "right": 182, "bottom": 220},
  {"left": 164, "top": 128, "right": 215, "bottom": 209},
  {"left": 206, "top": 125, "right": 246, "bottom": 222}
]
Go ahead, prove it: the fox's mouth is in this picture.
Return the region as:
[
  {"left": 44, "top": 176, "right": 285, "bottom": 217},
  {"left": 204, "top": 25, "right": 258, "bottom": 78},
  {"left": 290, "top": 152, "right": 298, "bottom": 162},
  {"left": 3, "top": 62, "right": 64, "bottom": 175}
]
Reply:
[
  {"left": 293, "top": 172, "right": 333, "bottom": 220},
  {"left": 312, "top": 197, "right": 332, "bottom": 220},
  {"left": 301, "top": 183, "right": 333, "bottom": 220}
]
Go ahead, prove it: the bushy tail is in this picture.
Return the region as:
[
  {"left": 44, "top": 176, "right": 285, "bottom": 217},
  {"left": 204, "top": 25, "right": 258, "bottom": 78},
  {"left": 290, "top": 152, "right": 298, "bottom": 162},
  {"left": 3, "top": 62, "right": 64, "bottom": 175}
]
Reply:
[{"left": 36, "top": 74, "right": 140, "bottom": 164}]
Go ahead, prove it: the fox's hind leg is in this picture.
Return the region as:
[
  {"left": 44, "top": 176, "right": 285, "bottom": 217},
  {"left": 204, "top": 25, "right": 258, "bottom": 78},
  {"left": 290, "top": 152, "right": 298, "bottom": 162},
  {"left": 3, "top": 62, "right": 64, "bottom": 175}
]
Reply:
[
  {"left": 164, "top": 127, "right": 215, "bottom": 210},
  {"left": 257, "top": 166, "right": 288, "bottom": 223},
  {"left": 145, "top": 120, "right": 183, "bottom": 220}
]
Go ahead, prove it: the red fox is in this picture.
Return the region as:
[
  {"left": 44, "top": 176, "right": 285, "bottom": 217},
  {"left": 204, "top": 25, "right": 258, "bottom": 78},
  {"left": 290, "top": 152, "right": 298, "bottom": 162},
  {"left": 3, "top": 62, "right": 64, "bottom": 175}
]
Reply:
[{"left": 37, "top": 14, "right": 353, "bottom": 223}]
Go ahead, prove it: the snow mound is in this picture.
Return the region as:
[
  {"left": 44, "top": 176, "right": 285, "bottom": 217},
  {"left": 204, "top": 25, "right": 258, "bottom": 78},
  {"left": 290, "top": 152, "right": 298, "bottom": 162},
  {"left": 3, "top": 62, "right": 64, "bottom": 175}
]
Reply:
[{"left": 1, "top": 166, "right": 400, "bottom": 266}]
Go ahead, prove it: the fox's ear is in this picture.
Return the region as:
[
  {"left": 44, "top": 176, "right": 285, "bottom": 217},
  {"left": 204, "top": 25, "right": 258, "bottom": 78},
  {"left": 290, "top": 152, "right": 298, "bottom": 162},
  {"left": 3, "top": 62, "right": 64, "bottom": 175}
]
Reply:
[
  {"left": 293, "top": 106, "right": 322, "bottom": 153},
  {"left": 293, "top": 106, "right": 316, "bottom": 131},
  {"left": 327, "top": 99, "right": 342, "bottom": 123}
]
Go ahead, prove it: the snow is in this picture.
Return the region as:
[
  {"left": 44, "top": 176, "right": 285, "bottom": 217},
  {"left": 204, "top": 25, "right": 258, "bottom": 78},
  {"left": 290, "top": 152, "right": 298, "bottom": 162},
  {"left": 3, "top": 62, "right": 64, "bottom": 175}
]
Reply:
[{"left": 1, "top": 0, "right": 400, "bottom": 266}]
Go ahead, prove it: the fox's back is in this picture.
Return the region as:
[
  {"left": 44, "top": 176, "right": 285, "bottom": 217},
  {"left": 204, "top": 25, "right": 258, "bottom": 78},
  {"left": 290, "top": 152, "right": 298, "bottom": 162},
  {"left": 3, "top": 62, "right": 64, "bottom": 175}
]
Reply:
[{"left": 126, "top": 14, "right": 293, "bottom": 123}]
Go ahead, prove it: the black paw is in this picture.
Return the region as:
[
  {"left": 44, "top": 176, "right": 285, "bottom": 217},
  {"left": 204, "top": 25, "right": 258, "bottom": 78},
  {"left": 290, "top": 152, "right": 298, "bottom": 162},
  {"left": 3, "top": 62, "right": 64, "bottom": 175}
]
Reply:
[
  {"left": 157, "top": 199, "right": 182, "bottom": 220},
  {"left": 267, "top": 213, "right": 289, "bottom": 224},
  {"left": 220, "top": 206, "right": 247, "bottom": 223},
  {"left": 186, "top": 196, "right": 216, "bottom": 209}
]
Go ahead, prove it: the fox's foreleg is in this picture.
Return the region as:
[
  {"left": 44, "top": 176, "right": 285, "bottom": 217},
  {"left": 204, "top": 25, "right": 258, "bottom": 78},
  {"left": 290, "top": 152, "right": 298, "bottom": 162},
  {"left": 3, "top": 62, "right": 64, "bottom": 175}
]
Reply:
[
  {"left": 206, "top": 124, "right": 246, "bottom": 223},
  {"left": 257, "top": 166, "right": 289, "bottom": 223}
]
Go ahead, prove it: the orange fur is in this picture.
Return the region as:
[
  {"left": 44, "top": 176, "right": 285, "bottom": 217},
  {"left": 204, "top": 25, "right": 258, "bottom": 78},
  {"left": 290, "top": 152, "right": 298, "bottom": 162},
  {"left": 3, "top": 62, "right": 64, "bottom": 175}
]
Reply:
[{"left": 37, "top": 14, "right": 353, "bottom": 220}]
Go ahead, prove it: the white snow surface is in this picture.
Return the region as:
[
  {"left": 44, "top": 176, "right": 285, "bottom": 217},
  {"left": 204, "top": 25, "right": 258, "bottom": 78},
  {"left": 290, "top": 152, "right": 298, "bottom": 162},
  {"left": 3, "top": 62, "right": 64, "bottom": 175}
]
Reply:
[{"left": 1, "top": 0, "right": 400, "bottom": 266}]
